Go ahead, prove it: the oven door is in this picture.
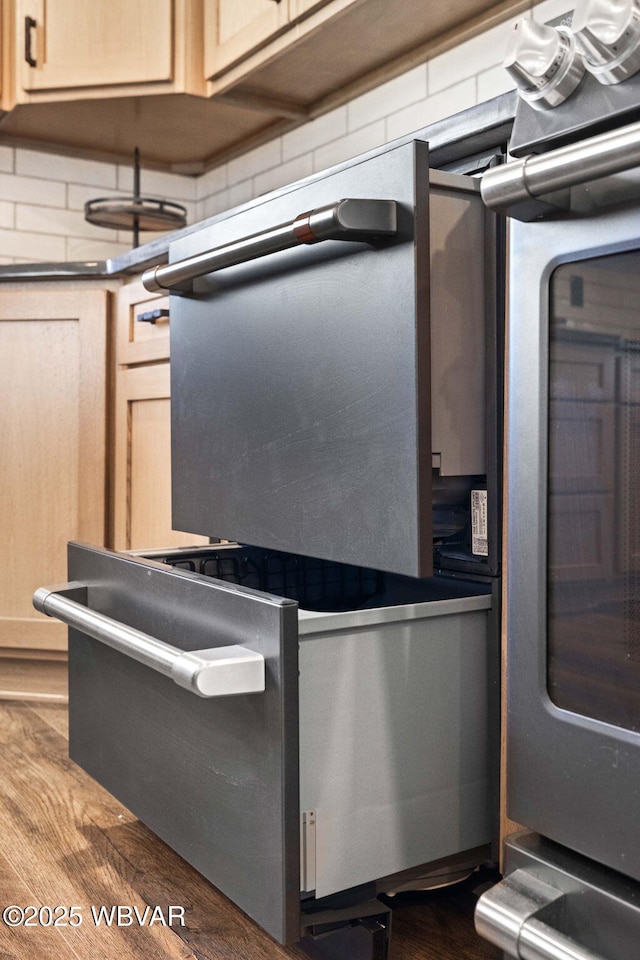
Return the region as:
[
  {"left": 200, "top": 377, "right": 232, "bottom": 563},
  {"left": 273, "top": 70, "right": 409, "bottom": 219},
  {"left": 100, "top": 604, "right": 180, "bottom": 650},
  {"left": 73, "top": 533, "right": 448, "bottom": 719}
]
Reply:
[
  {"left": 476, "top": 124, "right": 640, "bottom": 957},
  {"left": 504, "top": 201, "right": 640, "bottom": 879}
]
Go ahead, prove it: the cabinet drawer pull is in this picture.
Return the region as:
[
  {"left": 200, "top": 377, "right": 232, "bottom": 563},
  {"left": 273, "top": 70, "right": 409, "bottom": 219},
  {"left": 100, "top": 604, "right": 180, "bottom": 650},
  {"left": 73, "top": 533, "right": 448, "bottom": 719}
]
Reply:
[
  {"left": 25, "top": 16, "right": 36, "bottom": 67},
  {"left": 137, "top": 308, "right": 170, "bottom": 324},
  {"left": 33, "top": 583, "right": 265, "bottom": 698},
  {"left": 142, "top": 198, "right": 398, "bottom": 294}
]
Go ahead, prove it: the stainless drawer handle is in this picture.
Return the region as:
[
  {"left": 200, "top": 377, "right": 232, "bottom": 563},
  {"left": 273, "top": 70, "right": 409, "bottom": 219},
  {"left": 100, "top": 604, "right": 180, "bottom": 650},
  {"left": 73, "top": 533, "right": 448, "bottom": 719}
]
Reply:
[
  {"left": 142, "top": 198, "right": 398, "bottom": 294},
  {"left": 33, "top": 583, "right": 265, "bottom": 699},
  {"left": 475, "top": 869, "right": 605, "bottom": 960}
]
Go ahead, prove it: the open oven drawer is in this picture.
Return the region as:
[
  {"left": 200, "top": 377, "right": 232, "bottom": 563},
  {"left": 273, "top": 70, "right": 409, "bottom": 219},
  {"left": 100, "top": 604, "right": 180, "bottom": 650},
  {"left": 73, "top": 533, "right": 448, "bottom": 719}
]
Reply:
[
  {"left": 160, "top": 141, "right": 490, "bottom": 580},
  {"left": 35, "top": 540, "right": 492, "bottom": 945}
]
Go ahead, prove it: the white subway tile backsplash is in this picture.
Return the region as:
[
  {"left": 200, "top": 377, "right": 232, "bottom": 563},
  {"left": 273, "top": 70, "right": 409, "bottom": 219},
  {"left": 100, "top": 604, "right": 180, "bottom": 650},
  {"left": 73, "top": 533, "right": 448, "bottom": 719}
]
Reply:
[
  {"left": 116, "top": 164, "right": 197, "bottom": 202},
  {"left": 254, "top": 153, "right": 314, "bottom": 197},
  {"left": 16, "top": 204, "right": 108, "bottom": 240},
  {"left": 66, "top": 236, "right": 130, "bottom": 261},
  {"left": 386, "top": 79, "right": 477, "bottom": 140},
  {"left": 428, "top": 15, "right": 528, "bottom": 95},
  {"left": 227, "top": 179, "right": 255, "bottom": 209},
  {"left": 16, "top": 149, "right": 117, "bottom": 188},
  {"left": 196, "top": 189, "right": 232, "bottom": 221},
  {"left": 0, "top": 227, "right": 66, "bottom": 261},
  {"left": 0, "top": 202, "right": 14, "bottom": 230},
  {"left": 347, "top": 65, "right": 428, "bottom": 132},
  {"left": 312, "top": 121, "right": 387, "bottom": 172},
  {"left": 0, "top": 172, "right": 66, "bottom": 208},
  {"left": 0, "top": 147, "right": 13, "bottom": 174},
  {"left": 477, "top": 63, "right": 517, "bottom": 102},
  {"left": 383, "top": 99, "right": 428, "bottom": 141},
  {"left": 227, "top": 139, "right": 282, "bottom": 187},
  {"left": 282, "top": 107, "right": 347, "bottom": 162},
  {"left": 426, "top": 78, "right": 478, "bottom": 122},
  {"left": 196, "top": 163, "right": 229, "bottom": 201}
]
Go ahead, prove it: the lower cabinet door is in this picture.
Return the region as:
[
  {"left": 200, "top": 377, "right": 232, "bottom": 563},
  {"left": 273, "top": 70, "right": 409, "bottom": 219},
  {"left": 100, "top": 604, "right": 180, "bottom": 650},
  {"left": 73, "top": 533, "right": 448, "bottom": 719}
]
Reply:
[{"left": 64, "top": 541, "right": 300, "bottom": 944}]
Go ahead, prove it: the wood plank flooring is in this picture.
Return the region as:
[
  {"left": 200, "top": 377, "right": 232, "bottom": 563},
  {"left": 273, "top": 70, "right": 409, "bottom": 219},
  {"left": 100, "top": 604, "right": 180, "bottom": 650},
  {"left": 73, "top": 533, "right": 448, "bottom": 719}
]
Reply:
[{"left": 0, "top": 700, "right": 500, "bottom": 960}]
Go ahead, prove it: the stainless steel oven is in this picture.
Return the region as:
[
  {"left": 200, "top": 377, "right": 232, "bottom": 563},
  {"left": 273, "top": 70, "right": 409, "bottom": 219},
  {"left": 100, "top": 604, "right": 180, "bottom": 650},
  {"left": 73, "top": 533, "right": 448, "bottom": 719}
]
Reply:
[
  {"left": 476, "top": 4, "right": 640, "bottom": 957},
  {"left": 34, "top": 135, "right": 501, "bottom": 958}
]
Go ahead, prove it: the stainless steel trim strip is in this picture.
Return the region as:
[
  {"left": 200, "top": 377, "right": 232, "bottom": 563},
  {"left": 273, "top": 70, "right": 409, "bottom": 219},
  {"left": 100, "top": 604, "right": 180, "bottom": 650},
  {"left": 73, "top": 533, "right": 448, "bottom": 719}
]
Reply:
[
  {"left": 141, "top": 198, "right": 398, "bottom": 294},
  {"left": 481, "top": 118, "right": 640, "bottom": 217},
  {"left": 475, "top": 870, "right": 605, "bottom": 960},
  {"left": 33, "top": 583, "right": 265, "bottom": 698}
]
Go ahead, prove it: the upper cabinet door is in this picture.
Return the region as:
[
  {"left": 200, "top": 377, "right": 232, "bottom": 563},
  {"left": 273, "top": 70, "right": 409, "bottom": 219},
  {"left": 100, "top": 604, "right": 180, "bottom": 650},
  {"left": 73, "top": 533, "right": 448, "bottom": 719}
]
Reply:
[
  {"left": 204, "top": 0, "right": 289, "bottom": 80},
  {"left": 18, "top": 0, "right": 173, "bottom": 94}
]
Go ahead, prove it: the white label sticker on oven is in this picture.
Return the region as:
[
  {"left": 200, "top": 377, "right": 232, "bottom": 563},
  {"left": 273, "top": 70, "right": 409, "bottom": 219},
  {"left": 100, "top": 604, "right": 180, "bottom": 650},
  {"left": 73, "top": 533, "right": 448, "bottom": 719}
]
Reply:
[{"left": 471, "top": 490, "right": 488, "bottom": 556}]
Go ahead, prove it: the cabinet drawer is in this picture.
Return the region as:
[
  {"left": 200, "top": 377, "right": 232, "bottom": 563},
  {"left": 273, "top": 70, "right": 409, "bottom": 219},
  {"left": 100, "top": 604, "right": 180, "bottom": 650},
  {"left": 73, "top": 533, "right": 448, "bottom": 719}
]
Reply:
[
  {"left": 46, "top": 542, "right": 491, "bottom": 943},
  {"left": 117, "top": 283, "right": 170, "bottom": 365},
  {"left": 167, "top": 143, "right": 488, "bottom": 578},
  {"left": 65, "top": 541, "right": 300, "bottom": 943}
]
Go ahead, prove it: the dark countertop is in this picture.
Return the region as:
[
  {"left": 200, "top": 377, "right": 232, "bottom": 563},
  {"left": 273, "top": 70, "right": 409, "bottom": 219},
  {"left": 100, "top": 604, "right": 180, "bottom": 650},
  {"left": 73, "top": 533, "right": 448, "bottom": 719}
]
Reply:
[{"left": 0, "top": 92, "right": 516, "bottom": 283}]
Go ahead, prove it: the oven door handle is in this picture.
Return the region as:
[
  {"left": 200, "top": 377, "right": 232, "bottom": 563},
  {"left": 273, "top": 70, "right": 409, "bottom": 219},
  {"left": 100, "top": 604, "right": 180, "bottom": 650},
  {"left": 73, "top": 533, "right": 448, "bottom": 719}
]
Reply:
[
  {"left": 33, "top": 583, "right": 265, "bottom": 698},
  {"left": 475, "top": 869, "right": 605, "bottom": 960},
  {"left": 141, "top": 198, "right": 398, "bottom": 294},
  {"left": 481, "top": 118, "right": 640, "bottom": 220}
]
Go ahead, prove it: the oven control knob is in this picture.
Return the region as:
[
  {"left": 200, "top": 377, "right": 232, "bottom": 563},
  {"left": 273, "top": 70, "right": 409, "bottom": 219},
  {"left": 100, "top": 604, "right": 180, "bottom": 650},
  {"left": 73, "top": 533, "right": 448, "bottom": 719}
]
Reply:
[
  {"left": 572, "top": 0, "right": 640, "bottom": 83},
  {"left": 504, "top": 19, "right": 586, "bottom": 108}
]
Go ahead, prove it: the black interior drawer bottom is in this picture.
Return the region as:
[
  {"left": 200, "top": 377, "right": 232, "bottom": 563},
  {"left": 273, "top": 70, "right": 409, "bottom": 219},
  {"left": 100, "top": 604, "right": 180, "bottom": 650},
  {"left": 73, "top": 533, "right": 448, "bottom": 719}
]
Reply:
[{"left": 153, "top": 543, "right": 491, "bottom": 612}]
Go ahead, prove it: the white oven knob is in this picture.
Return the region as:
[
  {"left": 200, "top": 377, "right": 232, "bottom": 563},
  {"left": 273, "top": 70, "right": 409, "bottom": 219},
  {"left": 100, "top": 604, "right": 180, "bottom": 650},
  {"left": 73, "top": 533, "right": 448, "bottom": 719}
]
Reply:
[
  {"left": 572, "top": 0, "right": 640, "bottom": 83},
  {"left": 504, "top": 19, "right": 586, "bottom": 109}
]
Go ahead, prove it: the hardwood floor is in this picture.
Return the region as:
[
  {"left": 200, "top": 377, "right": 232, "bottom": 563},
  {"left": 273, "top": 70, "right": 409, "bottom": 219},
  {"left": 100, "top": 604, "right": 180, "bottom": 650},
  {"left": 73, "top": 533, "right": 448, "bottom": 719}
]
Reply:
[{"left": 0, "top": 700, "right": 500, "bottom": 960}]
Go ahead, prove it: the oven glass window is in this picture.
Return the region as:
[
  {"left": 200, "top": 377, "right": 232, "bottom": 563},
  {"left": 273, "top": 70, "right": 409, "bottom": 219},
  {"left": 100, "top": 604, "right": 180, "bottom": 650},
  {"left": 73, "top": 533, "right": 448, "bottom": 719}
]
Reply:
[{"left": 548, "top": 250, "right": 640, "bottom": 731}]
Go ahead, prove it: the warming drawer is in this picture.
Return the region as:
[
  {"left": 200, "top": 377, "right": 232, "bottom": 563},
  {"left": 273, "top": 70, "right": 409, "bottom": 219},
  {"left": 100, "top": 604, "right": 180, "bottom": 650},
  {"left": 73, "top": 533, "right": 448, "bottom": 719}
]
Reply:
[
  {"left": 35, "top": 541, "right": 492, "bottom": 945},
  {"left": 150, "top": 140, "right": 490, "bottom": 579}
]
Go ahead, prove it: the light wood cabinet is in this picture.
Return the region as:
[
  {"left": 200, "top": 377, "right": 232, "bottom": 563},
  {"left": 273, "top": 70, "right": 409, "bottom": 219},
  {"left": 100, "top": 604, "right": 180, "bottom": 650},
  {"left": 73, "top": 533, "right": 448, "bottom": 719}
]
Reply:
[
  {"left": 13, "top": 0, "right": 204, "bottom": 103},
  {"left": 0, "top": 0, "right": 12, "bottom": 112},
  {"left": 0, "top": 277, "right": 208, "bottom": 701},
  {"left": 113, "top": 281, "right": 208, "bottom": 551},
  {"left": 0, "top": 288, "right": 110, "bottom": 654},
  {"left": 205, "top": 0, "right": 527, "bottom": 113},
  {"left": 0, "top": 0, "right": 4, "bottom": 109},
  {"left": 0, "top": 0, "right": 526, "bottom": 170},
  {"left": 205, "top": 0, "right": 288, "bottom": 79},
  {"left": 116, "top": 281, "right": 171, "bottom": 367}
]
